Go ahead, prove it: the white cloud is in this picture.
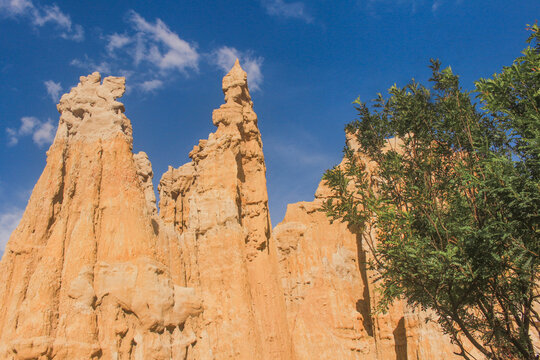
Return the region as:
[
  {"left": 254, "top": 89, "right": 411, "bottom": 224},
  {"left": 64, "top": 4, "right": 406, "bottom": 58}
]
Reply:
[
  {"left": 32, "top": 4, "right": 70, "bottom": 27},
  {"left": 0, "top": 0, "right": 84, "bottom": 40},
  {"left": 242, "top": 59, "right": 264, "bottom": 92},
  {"left": 261, "top": 0, "right": 313, "bottom": 22},
  {"left": 106, "top": 33, "right": 131, "bottom": 53},
  {"left": 71, "top": 11, "right": 262, "bottom": 95},
  {"left": 214, "top": 46, "right": 264, "bottom": 91},
  {"left": 70, "top": 57, "right": 112, "bottom": 74},
  {"left": 61, "top": 24, "right": 84, "bottom": 41},
  {"left": 139, "top": 79, "right": 164, "bottom": 93},
  {"left": 32, "top": 120, "right": 55, "bottom": 146},
  {"left": 5, "top": 128, "right": 17, "bottom": 146},
  {"left": 19, "top": 116, "right": 38, "bottom": 135},
  {"left": 0, "top": 207, "right": 24, "bottom": 255},
  {"left": 72, "top": 11, "right": 200, "bottom": 94},
  {"left": 127, "top": 11, "right": 199, "bottom": 73},
  {"left": 6, "top": 116, "right": 56, "bottom": 147},
  {"left": 7, "top": 116, "right": 37, "bottom": 145},
  {"left": 44, "top": 80, "right": 62, "bottom": 102},
  {"left": 0, "top": 0, "right": 32, "bottom": 16}
]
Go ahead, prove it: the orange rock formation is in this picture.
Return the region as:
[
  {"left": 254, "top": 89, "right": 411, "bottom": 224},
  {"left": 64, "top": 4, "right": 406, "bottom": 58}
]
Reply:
[
  {"left": 273, "top": 134, "right": 461, "bottom": 359},
  {"left": 0, "top": 73, "right": 202, "bottom": 359},
  {"left": 158, "top": 59, "right": 294, "bottom": 359},
  {"left": 0, "top": 62, "right": 467, "bottom": 359}
]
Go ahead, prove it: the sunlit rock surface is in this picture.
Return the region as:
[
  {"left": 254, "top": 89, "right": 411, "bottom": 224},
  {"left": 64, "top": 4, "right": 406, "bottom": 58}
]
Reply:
[
  {"left": 158, "top": 59, "right": 295, "bottom": 359},
  {"left": 0, "top": 73, "right": 202, "bottom": 359},
  {"left": 0, "top": 64, "right": 469, "bottom": 359}
]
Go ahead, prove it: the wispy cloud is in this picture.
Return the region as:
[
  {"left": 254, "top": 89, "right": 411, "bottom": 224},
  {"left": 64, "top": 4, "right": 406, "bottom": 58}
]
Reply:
[
  {"left": 7, "top": 116, "right": 38, "bottom": 145},
  {"left": 44, "top": 80, "right": 62, "bottom": 102},
  {"left": 0, "top": 206, "right": 24, "bottom": 255},
  {"left": 365, "top": 0, "right": 449, "bottom": 14},
  {"left": 71, "top": 11, "right": 200, "bottom": 94},
  {"left": 70, "top": 57, "right": 112, "bottom": 74},
  {"left": 106, "top": 33, "right": 131, "bottom": 53},
  {"left": 32, "top": 121, "right": 55, "bottom": 146},
  {"left": 0, "top": 0, "right": 32, "bottom": 16},
  {"left": 0, "top": 0, "right": 84, "bottom": 40},
  {"left": 139, "top": 79, "right": 164, "bottom": 93},
  {"left": 128, "top": 11, "right": 199, "bottom": 73},
  {"left": 214, "top": 46, "right": 264, "bottom": 91},
  {"left": 70, "top": 11, "right": 264, "bottom": 94},
  {"left": 6, "top": 116, "right": 56, "bottom": 147},
  {"left": 260, "top": 0, "right": 313, "bottom": 23}
]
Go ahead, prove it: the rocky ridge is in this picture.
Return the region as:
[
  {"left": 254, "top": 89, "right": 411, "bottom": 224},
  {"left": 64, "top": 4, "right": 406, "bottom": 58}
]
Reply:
[{"left": 0, "top": 62, "right": 465, "bottom": 359}]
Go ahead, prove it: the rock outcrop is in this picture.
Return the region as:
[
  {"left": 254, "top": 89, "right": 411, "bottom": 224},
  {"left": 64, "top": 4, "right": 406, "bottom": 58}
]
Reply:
[
  {"left": 273, "top": 134, "right": 463, "bottom": 359},
  {"left": 0, "top": 63, "right": 475, "bottom": 359},
  {"left": 0, "top": 73, "right": 202, "bottom": 359},
  {"left": 158, "top": 60, "right": 294, "bottom": 360}
]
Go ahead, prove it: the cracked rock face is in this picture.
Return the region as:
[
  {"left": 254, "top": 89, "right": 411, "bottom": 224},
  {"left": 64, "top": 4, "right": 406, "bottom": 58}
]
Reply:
[
  {"left": 0, "top": 65, "right": 473, "bottom": 360},
  {"left": 0, "top": 73, "right": 201, "bottom": 360}
]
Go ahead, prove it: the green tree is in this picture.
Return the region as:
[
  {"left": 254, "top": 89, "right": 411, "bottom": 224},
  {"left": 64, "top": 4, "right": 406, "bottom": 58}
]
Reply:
[{"left": 322, "top": 25, "right": 540, "bottom": 359}]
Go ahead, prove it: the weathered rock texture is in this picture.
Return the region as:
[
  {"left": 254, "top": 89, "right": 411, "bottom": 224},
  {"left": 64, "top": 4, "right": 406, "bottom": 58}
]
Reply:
[
  {"left": 273, "top": 134, "right": 464, "bottom": 359},
  {"left": 0, "top": 73, "right": 202, "bottom": 359},
  {"left": 0, "top": 63, "right": 473, "bottom": 359},
  {"left": 158, "top": 60, "right": 294, "bottom": 360}
]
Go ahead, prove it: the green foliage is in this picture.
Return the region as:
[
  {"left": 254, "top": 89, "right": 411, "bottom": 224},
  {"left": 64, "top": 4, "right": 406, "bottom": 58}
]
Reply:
[{"left": 322, "top": 26, "right": 540, "bottom": 360}]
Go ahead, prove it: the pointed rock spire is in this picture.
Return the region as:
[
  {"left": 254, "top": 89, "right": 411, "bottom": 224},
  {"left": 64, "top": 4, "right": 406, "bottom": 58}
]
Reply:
[
  {"left": 222, "top": 58, "right": 252, "bottom": 105},
  {"left": 158, "top": 60, "right": 295, "bottom": 359}
]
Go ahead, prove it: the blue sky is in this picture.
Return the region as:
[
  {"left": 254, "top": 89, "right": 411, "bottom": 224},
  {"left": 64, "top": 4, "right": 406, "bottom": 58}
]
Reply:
[{"left": 0, "top": 0, "right": 538, "bottom": 254}]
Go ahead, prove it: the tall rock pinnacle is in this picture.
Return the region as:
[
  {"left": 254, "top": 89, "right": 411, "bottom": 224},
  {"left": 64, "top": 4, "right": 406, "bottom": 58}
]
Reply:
[
  {"left": 0, "top": 73, "right": 202, "bottom": 360},
  {"left": 159, "top": 61, "right": 295, "bottom": 359}
]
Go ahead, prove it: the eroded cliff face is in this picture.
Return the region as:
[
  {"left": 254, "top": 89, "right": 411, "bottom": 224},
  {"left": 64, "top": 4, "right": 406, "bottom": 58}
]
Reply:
[
  {"left": 273, "top": 135, "right": 463, "bottom": 359},
  {"left": 0, "top": 73, "right": 202, "bottom": 360},
  {"left": 0, "top": 63, "right": 470, "bottom": 359}
]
